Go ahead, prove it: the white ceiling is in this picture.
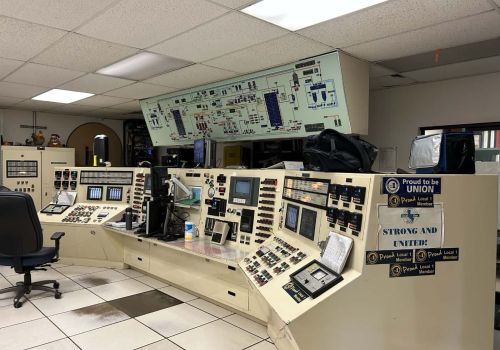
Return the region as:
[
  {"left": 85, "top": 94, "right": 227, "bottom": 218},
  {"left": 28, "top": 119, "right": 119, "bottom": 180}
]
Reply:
[{"left": 0, "top": 0, "right": 498, "bottom": 118}]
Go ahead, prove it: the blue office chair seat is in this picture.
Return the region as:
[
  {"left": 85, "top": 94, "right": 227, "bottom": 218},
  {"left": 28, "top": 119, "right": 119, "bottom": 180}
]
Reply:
[{"left": 0, "top": 190, "right": 65, "bottom": 308}]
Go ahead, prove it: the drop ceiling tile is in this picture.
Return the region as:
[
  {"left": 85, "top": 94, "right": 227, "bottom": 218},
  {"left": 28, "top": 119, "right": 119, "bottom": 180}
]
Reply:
[
  {"left": 12, "top": 99, "right": 62, "bottom": 111},
  {"left": 74, "top": 95, "right": 132, "bottom": 108},
  {"left": 0, "top": 58, "right": 24, "bottom": 79},
  {"left": 49, "top": 104, "right": 99, "bottom": 115},
  {"left": 99, "top": 108, "right": 128, "bottom": 115},
  {"left": 105, "top": 83, "right": 175, "bottom": 99},
  {"left": 344, "top": 11, "right": 500, "bottom": 61},
  {"left": 145, "top": 64, "right": 237, "bottom": 90},
  {"left": 84, "top": 108, "right": 129, "bottom": 118},
  {"left": 370, "top": 75, "right": 417, "bottom": 90},
  {"left": 32, "top": 34, "right": 139, "bottom": 73},
  {"left": 0, "top": 96, "right": 23, "bottom": 106},
  {"left": 370, "top": 64, "right": 398, "bottom": 77},
  {"left": 0, "top": 82, "right": 47, "bottom": 99},
  {"left": 209, "top": 0, "right": 256, "bottom": 9},
  {"left": 58, "top": 74, "right": 135, "bottom": 94},
  {"left": 149, "top": 12, "right": 287, "bottom": 62},
  {"left": 0, "top": 0, "right": 118, "bottom": 30},
  {"left": 0, "top": 16, "right": 66, "bottom": 61},
  {"left": 4, "top": 63, "right": 85, "bottom": 88},
  {"left": 110, "top": 100, "right": 141, "bottom": 112},
  {"left": 298, "top": 0, "right": 493, "bottom": 48},
  {"left": 403, "top": 55, "right": 500, "bottom": 82},
  {"left": 77, "top": 0, "right": 229, "bottom": 49},
  {"left": 205, "top": 34, "right": 332, "bottom": 73}
]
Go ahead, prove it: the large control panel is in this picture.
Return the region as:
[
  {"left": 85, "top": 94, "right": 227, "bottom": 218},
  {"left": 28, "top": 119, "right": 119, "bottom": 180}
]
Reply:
[
  {"left": 141, "top": 51, "right": 368, "bottom": 146},
  {"left": 39, "top": 166, "right": 150, "bottom": 225},
  {"left": 36, "top": 166, "right": 497, "bottom": 350},
  {"left": 0, "top": 146, "right": 75, "bottom": 211},
  {"left": 169, "top": 169, "right": 284, "bottom": 250}
]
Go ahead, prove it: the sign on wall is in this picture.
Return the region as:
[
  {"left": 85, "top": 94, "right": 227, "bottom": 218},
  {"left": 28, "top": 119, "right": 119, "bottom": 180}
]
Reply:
[{"left": 377, "top": 204, "right": 444, "bottom": 250}]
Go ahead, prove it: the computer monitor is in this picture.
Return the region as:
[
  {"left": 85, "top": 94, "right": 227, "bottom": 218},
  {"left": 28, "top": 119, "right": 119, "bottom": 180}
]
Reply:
[
  {"left": 194, "top": 139, "right": 205, "bottom": 165},
  {"left": 285, "top": 204, "right": 300, "bottom": 232},
  {"left": 299, "top": 208, "right": 317, "bottom": 241},
  {"left": 106, "top": 187, "right": 123, "bottom": 201},
  {"left": 87, "top": 186, "right": 103, "bottom": 200},
  {"left": 151, "top": 166, "right": 169, "bottom": 198}
]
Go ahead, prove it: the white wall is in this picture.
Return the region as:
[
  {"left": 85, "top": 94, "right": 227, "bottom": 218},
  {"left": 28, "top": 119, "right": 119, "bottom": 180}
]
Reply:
[
  {"left": 367, "top": 71, "right": 500, "bottom": 170},
  {"left": 0, "top": 109, "right": 123, "bottom": 146}
]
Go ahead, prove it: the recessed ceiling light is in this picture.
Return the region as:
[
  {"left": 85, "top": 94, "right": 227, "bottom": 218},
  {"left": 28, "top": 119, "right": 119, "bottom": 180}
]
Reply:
[
  {"left": 32, "top": 89, "right": 94, "bottom": 104},
  {"left": 241, "top": 0, "right": 388, "bottom": 31},
  {"left": 97, "top": 52, "right": 193, "bottom": 80}
]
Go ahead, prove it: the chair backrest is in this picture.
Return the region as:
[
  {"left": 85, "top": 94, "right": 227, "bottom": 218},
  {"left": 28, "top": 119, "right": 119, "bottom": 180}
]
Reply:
[{"left": 0, "top": 191, "right": 43, "bottom": 256}]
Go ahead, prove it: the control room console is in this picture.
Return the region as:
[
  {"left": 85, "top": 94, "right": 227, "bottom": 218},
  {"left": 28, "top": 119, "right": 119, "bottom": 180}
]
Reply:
[{"left": 37, "top": 167, "right": 497, "bottom": 350}]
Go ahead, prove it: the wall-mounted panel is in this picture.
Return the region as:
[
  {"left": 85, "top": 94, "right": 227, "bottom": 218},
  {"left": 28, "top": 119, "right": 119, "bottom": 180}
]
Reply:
[{"left": 140, "top": 51, "right": 368, "bottom": 146}]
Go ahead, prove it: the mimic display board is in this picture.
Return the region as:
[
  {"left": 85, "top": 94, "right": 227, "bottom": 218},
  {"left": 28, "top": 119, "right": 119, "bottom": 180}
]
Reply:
[{"left": 140, "top": 51, "right": 368, "bottom": 146}]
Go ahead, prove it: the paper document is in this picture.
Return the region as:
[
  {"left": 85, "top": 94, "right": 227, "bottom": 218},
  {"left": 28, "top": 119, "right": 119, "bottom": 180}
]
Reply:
[
  {"left": 320, "top": 232, "right": 353, "bottom": 274},
  {"left": 55, "top": 191, "right": 77, "bottom": 206}
]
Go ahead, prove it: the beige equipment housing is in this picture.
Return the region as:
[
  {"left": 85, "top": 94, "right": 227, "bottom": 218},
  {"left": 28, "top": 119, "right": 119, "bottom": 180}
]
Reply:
[
  {"left": 0, "top": 146, "right": 74, "bottom": 211},
  {"left": 38, "top": 167, "right": 497, "bottom": 350}
]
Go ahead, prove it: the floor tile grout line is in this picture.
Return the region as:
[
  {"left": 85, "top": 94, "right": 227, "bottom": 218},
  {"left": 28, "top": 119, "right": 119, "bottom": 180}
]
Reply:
[
  {"left": 242, "top": 339, "right": 274, "bottom": 350},
  {"left": 220, "top": 318, "right": 268, "bottom": 340},
  {"left": 1, "top": 267, "right": 270, "bottom": 349},
  {"left": 186, "top": 299, "right": 235, "bottom": 319},
  {"left": 160, "top": 317, "right": 221, "bottom": 339},
  {"left": 29, "top": 288, "right": 107, "bottom": 318},
  {"left": 63, "top": 314, "right": 132, "bottom": 338},
  {"left": 24, "top": 336, "right": 83, "bottom": 350},
  {"left": 0, "top": 313, "right": 46, "bottom": 331},
  {"left": 27, "top": 299, "right": 84, "bottom": 350},
  {"left": 163, "top": 317, "right": 263, "bottom": 350},
  {"left": 131, "top": 338, "right": 188, "bottom": 350}
]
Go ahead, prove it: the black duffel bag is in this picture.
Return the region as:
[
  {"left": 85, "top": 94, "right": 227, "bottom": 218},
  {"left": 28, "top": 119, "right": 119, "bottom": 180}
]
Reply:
[{"left": 303, "top": 129, "right": 378, "bottom": 172}]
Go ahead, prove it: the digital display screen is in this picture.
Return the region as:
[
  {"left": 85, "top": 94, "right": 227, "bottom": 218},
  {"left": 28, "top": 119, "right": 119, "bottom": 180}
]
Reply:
[
  {"left": 87, "top": 186, "right": 103, "bottom": 201},
  {"left": 285, "top": 204, "right": 299, "bottom": 232},
  {"left": 235, "top": 180, "right": 251, "bottom": 195},
  {"left": 194, "top": 139, "right": 204, "bottom": 164},
  {"left": 312, "top": 269, "right": 327, "bottom": 280},
  {"left": 299, "top": 208, "right": 317, "bottom": 241},
  {"left": 144, "top": 174, "right": 151, "bottom": 195},
  {"left": 106, "top": 187, "right": 123, "bottom": 201},
  {"left": 191, "top": 186, "right": 202, "bottom": 201}
]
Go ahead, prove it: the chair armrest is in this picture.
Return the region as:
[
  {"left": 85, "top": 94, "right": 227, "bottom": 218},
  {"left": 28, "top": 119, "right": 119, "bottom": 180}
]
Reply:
[
  {"left": 50, "top": 232, "right": 65, "bottom": 240},
  {"left": 50, "top": 232, "right": 65, "bottom": 261}
]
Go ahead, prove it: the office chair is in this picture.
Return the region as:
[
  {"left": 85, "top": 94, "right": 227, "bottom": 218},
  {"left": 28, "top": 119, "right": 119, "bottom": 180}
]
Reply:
[{"left": 0, "top": 191, "right": 65, "bottom": 308}]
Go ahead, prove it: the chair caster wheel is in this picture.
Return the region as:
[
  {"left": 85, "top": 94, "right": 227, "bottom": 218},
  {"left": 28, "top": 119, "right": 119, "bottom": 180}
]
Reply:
[
  {"left": 53, "top": 282, "right": 60, "bottom": 289},
  {"left": 14, "top": 301, "right": 22, "bottom": 308},
  {"left": 54, "top": 292, "right": 62, "bottom": 299}
]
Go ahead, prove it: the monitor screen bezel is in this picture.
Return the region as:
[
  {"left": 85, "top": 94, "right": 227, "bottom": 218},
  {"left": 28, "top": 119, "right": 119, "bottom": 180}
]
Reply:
[
  {"left": 234, "top": 179, "right": 251, "bottom": 196},
  {"left": 106, "top": 186, "right": 123, "bottom": 201},
  {"left": 87, "top": 186, "right": 103, "bottom": 201},
  {"left": 299, "top": 208, "right": 317, "bottom": 241},
  {"left": 285, "top": 203, "right": 300, "bottom": 232}
]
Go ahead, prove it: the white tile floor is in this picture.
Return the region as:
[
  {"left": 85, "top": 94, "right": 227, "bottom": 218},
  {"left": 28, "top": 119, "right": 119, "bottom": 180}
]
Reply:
[{"left": 0, "top": 265, "right": 276, "bottom": 350}]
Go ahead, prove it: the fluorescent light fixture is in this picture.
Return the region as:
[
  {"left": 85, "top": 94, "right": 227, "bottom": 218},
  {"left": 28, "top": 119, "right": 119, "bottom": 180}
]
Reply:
[
  {"left": 32, "top": 89, "right": 94, "bottom": 104},
  {"left": 242, "top": 0, "right": 388, "bottom": 31},
  {"left": 97, "top": 52, "right": 192, "bottom": 80}
]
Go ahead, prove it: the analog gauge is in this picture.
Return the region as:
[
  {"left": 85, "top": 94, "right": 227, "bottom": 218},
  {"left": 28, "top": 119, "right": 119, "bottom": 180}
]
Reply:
[{"left": 208, "top": 187, "right": 215, "bottom": 198}]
